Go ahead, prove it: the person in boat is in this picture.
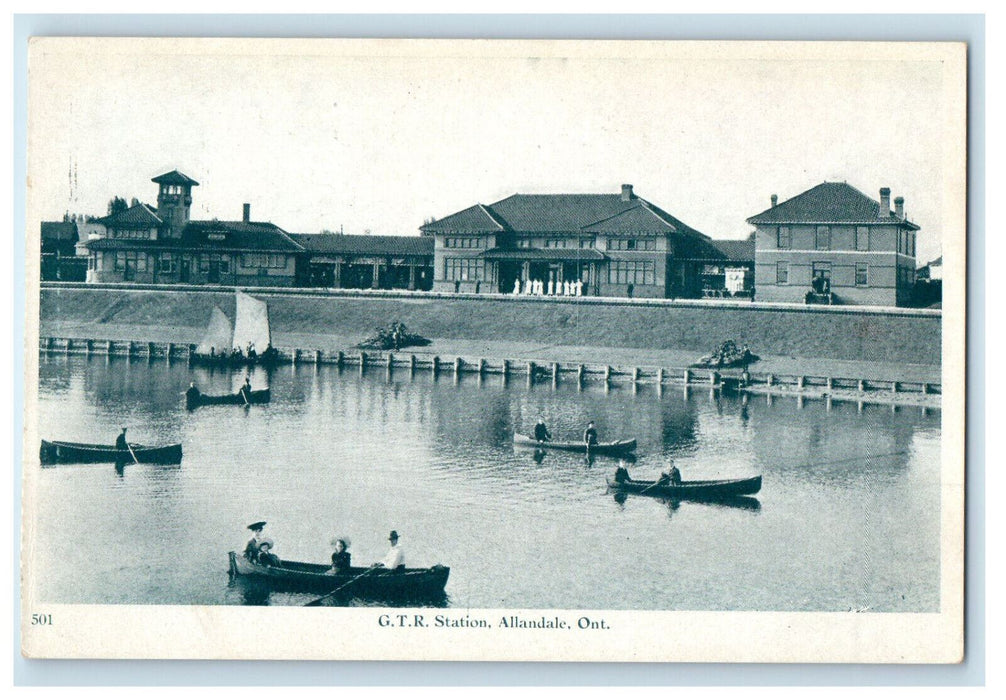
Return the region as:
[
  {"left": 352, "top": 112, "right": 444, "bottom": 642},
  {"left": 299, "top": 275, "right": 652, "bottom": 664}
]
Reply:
[
  {"left": 240, "top": 376, "right": 252, "bottom": 401},
  {"left": 533, "top": 417, "right": 551, "bottom": 443},
  {"left": 247, "top": 342, "right": 257, "bottom": 360},
  {"left": 329, "top": 538, "right": 351, "bottom": 574},
  {"left": 257, "top": 539, "right": 281, "bottom": 567},
  {"left": 657, "top": 471, "right": 672, "bottom": 487},
  {"left": 374, "top": 530, "right": 405, "bottom": 572},
  {"left": 614, "top": 461, "right": 630, "bottom": 484},
  {"left": 244, "top": 521, "right": 267, "bottom": 563},
  {"left": 668, "top": 461, "right": 682, "bottom": 486},
  {"left": 583, "top": 421, "right": 598, "bottom": 449},
  {"left": 115, "top": 427, "right": 128, "bottom": 452},
  {"left": 185, "top": 381, "right": 201, "bottom": 405}
]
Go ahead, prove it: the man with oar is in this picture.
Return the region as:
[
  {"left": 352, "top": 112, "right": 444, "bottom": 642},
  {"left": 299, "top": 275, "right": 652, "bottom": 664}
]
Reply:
[
  {"left": 115, "top": 427, "right": 140, "bottom": 465},
  {"left": 304, "top": 530, "right": 405, "bottom": 607}
]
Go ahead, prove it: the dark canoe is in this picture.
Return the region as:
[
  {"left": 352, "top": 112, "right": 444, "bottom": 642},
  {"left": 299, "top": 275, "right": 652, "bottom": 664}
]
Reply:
[
  {"left": 607, "top": 474, "right": 762, "bottom": 500},
  {"left": 513, "top": 433, "right": 636, "bottom": 455},
  {"left": 186, "top": 388, "right": 271, "bottom": 409},
  {"left": 228, "top": 552, "right": 450, "bottom": 601},
  {"left": 40, "top": 439, "right": 182, "bottom": 465}
]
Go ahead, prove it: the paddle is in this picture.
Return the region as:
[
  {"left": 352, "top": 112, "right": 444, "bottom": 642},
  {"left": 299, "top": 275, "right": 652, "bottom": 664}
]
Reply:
[
  {"left": 240, "top": 386, "right": 251, "bottom": 406},
  {"left": 125, "top": 441, "right": 140, "bottom": 466},
  {"left": 303, "top": 565, "right": 382, "bottom": 607}
]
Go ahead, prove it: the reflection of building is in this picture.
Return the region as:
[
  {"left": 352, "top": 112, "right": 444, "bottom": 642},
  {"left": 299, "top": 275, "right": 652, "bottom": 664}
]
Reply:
[
  {"left": 290, "top": 234, "right": 433, "bottom": 290},
  {"left": 748, "top": 182, "right": 919, "bottom": 307},
  {"left": 85, "top": 171, "right": 305, "bottom": 286},
  {"left": 421, "top": 185, "right": 726, "bottom": 298},
  {"left": 40, "top": 219, "right": 86, "bottom": 281}
]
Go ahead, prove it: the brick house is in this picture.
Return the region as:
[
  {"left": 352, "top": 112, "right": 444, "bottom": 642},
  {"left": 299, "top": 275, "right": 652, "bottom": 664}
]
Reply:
[{"left": 748, "top": 182, "right": 920, "bottom": 306}]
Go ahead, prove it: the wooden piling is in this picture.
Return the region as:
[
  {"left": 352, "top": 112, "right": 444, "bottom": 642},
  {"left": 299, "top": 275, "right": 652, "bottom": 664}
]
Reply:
[
  {"left": 127, "top": 341, "right": 135, "bottom": 357},
  {"left": 892, "top": 381, "right": 899, "bottom": 393},
  {"left": 410, "top": 355, "right": 417, "bottom": 374},
  {"left": 46, "top": 337, "right": 54, "bottom": 352},
  {"left": 604, "top": 365, "right": 612, "bottom": 383},
  {"left": 922, "top": 383, "right": 930, "bottom": 395},
  {"left": 502, "top": 359, "right": 510, "bottom": 377},
  {"left": 85, "top": 339, "right": 93, "bottom": 356},
  {"left": 432, "top": 356, "right": 440, "bottom": 374},
  {"left": 766, "top": 374, "right": 774, "bottom": 387},
  {"left": 454, "top": 357, "right": 462, "bottom": 376},
  {"left": 577, "top": 364, "right": 585, "bottom": 385},
  {"left": 148, "top": 342, "right": 155, "bottom": 359},
  {"left": 657, "top": 367, "right": 665, "bottom": 385},
  {"left": 387, "top": 353, "right": 394, "bottom": 370},
  {"left": 796, "top": 375, "right": 805, "bottom": 389},
  {"left": 358, "top": 351, "right": 366, "bottom": 372},
  {"left": 552, "top": 362, "right": 559, "bottom": 385},
  {"left": 480, "top": 358, "right": 488, "bottom": 376},
  {"left": 858, "top": 379, "right": 865, "bottom": 392},
  {"left": 337, "top": 350, "right": 345, "bottom": 368},
  {"left": 315, "top": 350, "right": 323, "bottom": 365},
  {"left": 632, "top": 367, "right": 640, "bottom": 383},
  {"left": 527, "top": 361, "right": 535, "bottom": 377},
  {"left": 708, "top": 370, "right": 719, "bottom": 386},
  {"left": 682, "top": 368, "right": 691, "bottom": 384},
  {"left": 826, "top": 377, "right": 833, "bottom": 392}
]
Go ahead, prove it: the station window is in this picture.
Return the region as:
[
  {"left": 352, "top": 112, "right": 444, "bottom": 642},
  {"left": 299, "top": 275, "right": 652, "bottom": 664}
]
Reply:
[
  {"left": 816, "top": 226, "right": 831, "bottom": 251},
  {"left": 607, "top": 260, "right": 654, "bottom": 285},
  {"left": 856, "top": 226, "right": 870, "bottom": 251},
  {"left": 444, "top": 257, "right": 484, "bottom": 281},
  {"left": 855, "top": 263, "right": 869, "bottom": 287},
  {"left": 776, "top": 262, "right": 789, "bottom": 284},
  {"left": 777, "top": 226, "right": 791, "bottom": 249}
]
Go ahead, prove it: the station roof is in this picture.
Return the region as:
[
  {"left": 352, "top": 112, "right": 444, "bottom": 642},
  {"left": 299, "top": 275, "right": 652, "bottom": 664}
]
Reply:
[
  {"left": 98, "top": 203, "right": 162, "bottom": 228},
  {"left": 151, "top": 170, "right": 200, "bottom": 187},
  {"left": 290, "top": 233, "right": 434, "bottom": 257},
  {"left": 88, "top": 220, "right": 304, "bottom": 253},
  {"left": 747, "top": 182, "right": 920, "bottom": 230}
]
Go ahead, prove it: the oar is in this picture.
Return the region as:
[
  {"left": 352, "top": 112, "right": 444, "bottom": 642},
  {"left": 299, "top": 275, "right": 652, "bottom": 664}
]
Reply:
[
  {"left": 241, "top": 386, "right": 251, "bottom": 406},
  {"left": 303, "top": 565, "right": 382, "bottom": 607},
  {"left": 125, "top": 442, "right": 141, "bottom": 466}
]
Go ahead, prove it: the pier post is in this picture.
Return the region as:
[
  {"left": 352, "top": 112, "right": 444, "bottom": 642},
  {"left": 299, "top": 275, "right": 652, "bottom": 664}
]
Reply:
[
  {"left": 64, "top": 338, "right": 72, "bottom": 353},
  {"left": 410, "top": 355, "right": 417, "bottom": 375},
  {"left": 632, "top": 367, "right": 640, "bottom": 383},
  {"left": 46, "top": 337, "right": 54, "bottom": 352},
  {"left": 826, "top": 377, "right": 833, "bottom": 392},
  {"left": 315, "top": 350, "right": 323, "bottom": 365},
  {"left": 683, "top": 368, "right": 691, "bottom": 385},
  {"left": 709, "top": 370, "right": 719, "bottom": 386},
  {"left": 293, "top": 349, "right": 301, "bottom": 364},
  {"left": 147, "top": 342, "right": 155, "bottom": 360},
  {"left": 187, "top": 344, "right": 194, "bottom": 366},
  {"left": 922, "top": 383, "right": 930, "bottom": 395},
  {"left": 527, "top": 361, "right": 535, "bottom": 377},
  {"left": 454, "top": 357, "right": 462, "bottom": 376},
  {"left": 858, "top": 379, "right": 865, "bottom": 392},
  {"left": 387, "top": 353, "right": 394, "bottom": 371},
  {"left": 358, "top": 351, "right": 366, "bottom": 373},
  {"left": 502, "top": 359, "right": 510, "bottom": 377},
  {"left": 165, "top": 342, "right": 172, "bottom": 360},
  {"left": 480, "top": 358, "right": 488, "bottom": 376},
  {"left": 741, "top": 370, "right": 749, "bottom": 387},
  {"left": 552, "top": 362, "right": 559, "bottom": 386},
  {"left": 657, "top": 367, "right": 665, "bottom": 385},
  {"left": 337, "top": 350, "right": 345, "bottom": 369},
  {"left": 85, "top": 339, "right": 93, "bottom": 357},
  {"left": 796, "top": 375, "right": 805, "bottom": 389},
  {"left": 766, "top": 374, "right": 774, "bottom": 387},
  {"left": 892, "top": 381, "right": 899, "bottom": 394},
  {"left": 604, "top": 365, "right": 612, "bottom": 383},
  {"left": 577, "top": 364, "right": 585, "bottom": 386},
  {"left": 127, "top": 341, "right": 135, "bottom": 358},
  {"left": 432, "top": 356, "right": 440, "bottom": 375}
]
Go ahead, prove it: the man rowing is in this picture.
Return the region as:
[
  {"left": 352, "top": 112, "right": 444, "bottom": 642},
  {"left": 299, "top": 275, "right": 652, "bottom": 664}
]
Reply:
[
  {"left": 583, "top": 421, "right": 598, "bottom": 450},
  {"left": 374, "top": 530, "right": 405, "bottom": 572},
  {"left": 533, "top": 417, "right": 551, "bottom": 443},
  {"left": 115, "top": 427, "right": 128, "bottom": 452},
  {"left": 240, "top": 376, "right": 252, "bottom": 403}
]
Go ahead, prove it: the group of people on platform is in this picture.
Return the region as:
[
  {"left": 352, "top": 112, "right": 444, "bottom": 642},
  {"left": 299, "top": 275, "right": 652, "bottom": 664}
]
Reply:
[
  {"left": 243, "top": 522, "right": 406, "bottom": 574},
  {"left": 512, "top": 278, "right": 584, "bottom": 297}
]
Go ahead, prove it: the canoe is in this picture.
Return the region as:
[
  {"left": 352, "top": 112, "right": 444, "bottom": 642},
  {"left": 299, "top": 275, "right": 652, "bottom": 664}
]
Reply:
[
  {"left": 607, "top": 474, "right": 762, "bottom": 500},
  {"left": 40, "top": 439, "right": 182, "bottom": 465},
  {"left": 228, "top": 552, "right": 450, "bottom": 601},
  {"left": 186, "top": 387, "right": 271, "bottom": 409},
  {"left": 513, "top": 432, "right": 636, "bottom": 454}
]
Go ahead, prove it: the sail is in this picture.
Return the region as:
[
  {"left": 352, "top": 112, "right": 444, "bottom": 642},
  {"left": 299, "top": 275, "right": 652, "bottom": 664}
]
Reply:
[
  {"left": 232, "top": 290, "right": 271, "bottom": 353},
  {"left": 196, "top": 306, "right": 233, "bottom": 355}
]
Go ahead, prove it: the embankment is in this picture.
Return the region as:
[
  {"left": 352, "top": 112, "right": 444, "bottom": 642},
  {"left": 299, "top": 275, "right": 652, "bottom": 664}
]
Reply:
[{"left": 39, "top": 283, "right": 940, "bottom": 367}]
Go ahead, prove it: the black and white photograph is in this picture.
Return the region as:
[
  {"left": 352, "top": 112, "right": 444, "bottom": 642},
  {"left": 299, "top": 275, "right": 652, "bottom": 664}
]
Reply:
[{"left": 20, "top": 37, "right": 966, "bottom": 662}]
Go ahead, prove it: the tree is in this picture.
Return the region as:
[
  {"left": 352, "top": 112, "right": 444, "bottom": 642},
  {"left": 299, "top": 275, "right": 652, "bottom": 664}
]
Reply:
[{"left": 107, "top": 196, "right": 129, "bottom": 216}]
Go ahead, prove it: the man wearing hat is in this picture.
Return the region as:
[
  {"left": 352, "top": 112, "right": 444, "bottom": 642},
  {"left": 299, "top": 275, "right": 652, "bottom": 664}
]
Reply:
[
  {"left": 375, "top": 530, "right": 405, "bottom": 572},
  {"left": 244, "top": 521, "right": 268, "bottom": 563},
  {"left": 115, "top": 427, "right": 128, "bottom": 452}
]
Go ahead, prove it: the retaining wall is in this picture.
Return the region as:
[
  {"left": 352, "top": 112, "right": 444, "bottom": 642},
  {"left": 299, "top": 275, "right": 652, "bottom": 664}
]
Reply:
[{"left": 38, "top": 283, "right": 941, "bottom": 366}]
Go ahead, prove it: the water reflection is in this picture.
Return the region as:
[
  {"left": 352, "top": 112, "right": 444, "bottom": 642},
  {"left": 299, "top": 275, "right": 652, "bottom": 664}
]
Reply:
[{"left": 32, "top": 355, "right": 941, "bottom": 612}]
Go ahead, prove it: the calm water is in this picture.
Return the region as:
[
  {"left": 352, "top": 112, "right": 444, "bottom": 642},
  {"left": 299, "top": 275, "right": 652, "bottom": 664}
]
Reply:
[{"left": 28, "top": 354, "right": 941, "bottom": 611}]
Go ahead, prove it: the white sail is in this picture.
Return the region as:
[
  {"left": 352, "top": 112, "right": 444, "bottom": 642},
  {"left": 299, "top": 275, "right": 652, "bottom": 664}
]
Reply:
[
  {"left": 196, "top": 306, "right": 233, "bottom": 355},
  {"left": 232, "top": 290, "right": 271, "bottom": 353}
]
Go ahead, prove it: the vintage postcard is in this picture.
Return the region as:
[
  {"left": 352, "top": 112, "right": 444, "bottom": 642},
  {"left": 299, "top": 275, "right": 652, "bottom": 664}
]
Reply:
[{"left": 21, "top": 38, "right": 965, "bottom": 662}]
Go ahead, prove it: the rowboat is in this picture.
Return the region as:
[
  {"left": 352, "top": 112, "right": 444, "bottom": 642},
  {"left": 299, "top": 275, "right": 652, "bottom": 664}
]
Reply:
[
  {"left": 186, "top": 388, "right": 271, "bottom": 409},
  {"left": 40, "top": 439, "right": 182, "bottom": 465},
  {"left": 606, "top": 474, "right": 762, "bottom": 500},
  {"left": 228, "top": 552, "right": 450, "bottom": 601},
  {"left": 513, "top": 432, "right": 636, "bottom": 455}
]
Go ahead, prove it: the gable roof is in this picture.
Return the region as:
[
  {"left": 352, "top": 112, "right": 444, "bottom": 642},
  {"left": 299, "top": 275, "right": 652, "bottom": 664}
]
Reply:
[
  {"left": 747, "top": 181, "right": 920, "bottom": 230},
  {"left": 709, "top": 238, "right": 755, "bottom": 262},
  {"left": 151, "top": 170, "right": 200, "bottom": 187},
  {"left": 290, "top": 233, "right": 434, "bottom": 257},
  {"left": 421, "top": 190, "right": 713, "bottom": 242},
  {"left": 87, "top": 220, "right": 305, "bottom": 253},
  {"left": 100, "top": 203, "right": 162, "bottom": 228}
]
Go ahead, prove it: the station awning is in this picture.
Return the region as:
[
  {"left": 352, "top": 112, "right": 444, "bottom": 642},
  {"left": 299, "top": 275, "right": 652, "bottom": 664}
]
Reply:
[{"left": 480, "top": 247, "right": 605, "bottom": 262}]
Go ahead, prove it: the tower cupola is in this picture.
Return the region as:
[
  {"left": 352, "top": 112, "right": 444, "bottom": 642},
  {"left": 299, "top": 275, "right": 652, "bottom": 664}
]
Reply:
[{"left": 152, "top": 170, "right": 199, "bottom": 238}]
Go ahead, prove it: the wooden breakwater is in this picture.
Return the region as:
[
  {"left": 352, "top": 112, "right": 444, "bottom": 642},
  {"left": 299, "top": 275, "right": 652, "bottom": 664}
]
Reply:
[{"left": 38, "top": 336, "right": 941, "bottom": 408}]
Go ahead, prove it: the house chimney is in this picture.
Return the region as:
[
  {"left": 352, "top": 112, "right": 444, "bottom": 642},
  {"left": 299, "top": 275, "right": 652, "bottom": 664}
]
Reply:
[
  {"left": 243, "top": 203, "right": 251, "bottom": 223},
  {"left": 894, "top": 196, "right": 904, "bottom": 219},
  {"left": 879, "top": 187, "right": 891, "bottom": 216},
  {"left": 621, "top": 184, "right": 634, "bottom": 202},
  {"left": 770, "top": 194, "right": 778, "bottom": 207}
]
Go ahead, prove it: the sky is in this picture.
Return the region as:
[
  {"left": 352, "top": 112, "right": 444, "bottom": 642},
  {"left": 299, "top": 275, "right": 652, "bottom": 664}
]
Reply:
[{"left": 27, "top": 39, "right": 962, "bottom": 263}]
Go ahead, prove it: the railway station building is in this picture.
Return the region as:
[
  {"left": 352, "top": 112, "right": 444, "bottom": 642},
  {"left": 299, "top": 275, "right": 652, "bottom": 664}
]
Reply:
[
  {"left": 748, "top": 182, "right": 920, "bottom": 307},
  {"left": 420, "top": 185, "right": 727, "bottom": 298}
]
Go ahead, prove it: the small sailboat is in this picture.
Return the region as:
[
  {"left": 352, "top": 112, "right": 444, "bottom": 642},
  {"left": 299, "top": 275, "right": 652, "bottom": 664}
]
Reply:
[{"left": 191, "top": 291, "right": 282, "bottom": 367}]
